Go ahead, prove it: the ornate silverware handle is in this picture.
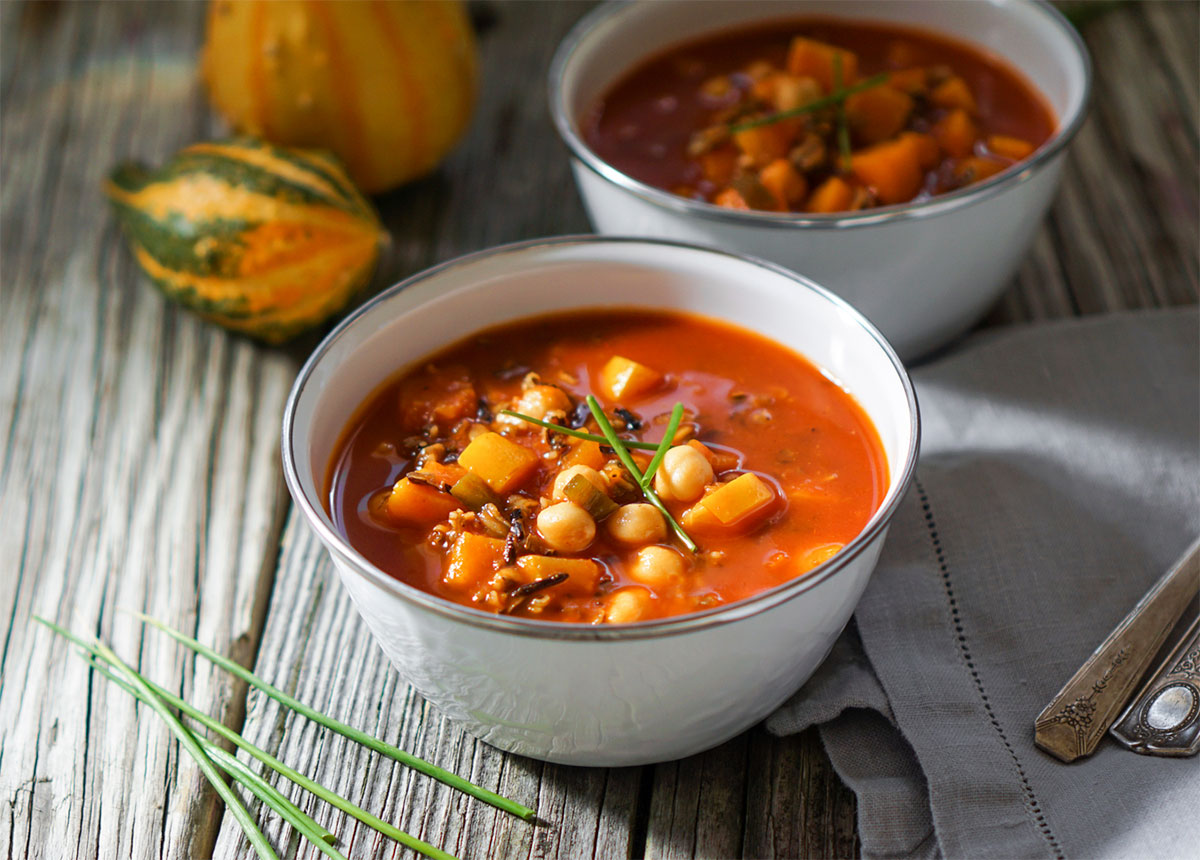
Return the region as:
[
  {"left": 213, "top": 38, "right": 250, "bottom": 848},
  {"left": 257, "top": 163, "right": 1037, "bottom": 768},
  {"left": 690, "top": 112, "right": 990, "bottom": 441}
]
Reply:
[
  {"left": 1034, "top": 537, "right": 1200, "bottom": 762},
  {"left": 1110, "top": 616, "right": 1200, "bottom": 757}
]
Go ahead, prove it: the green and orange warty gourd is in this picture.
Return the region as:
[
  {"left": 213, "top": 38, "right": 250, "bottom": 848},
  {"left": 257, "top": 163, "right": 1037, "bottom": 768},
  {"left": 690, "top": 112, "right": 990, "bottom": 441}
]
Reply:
[
  {"left": 202, "top": 0, "right": 479, "bottom": 194},
  {"left": 105, "top": 139, "right": 387, "bottom": 343}
]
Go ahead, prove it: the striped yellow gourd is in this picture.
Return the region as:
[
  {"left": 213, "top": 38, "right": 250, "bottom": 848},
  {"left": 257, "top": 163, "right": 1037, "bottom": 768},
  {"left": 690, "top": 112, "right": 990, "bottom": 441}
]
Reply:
[
  {"left": 105, "top": 138, "right": 387, "bottom": 344},
  {"left": 202, "top": 0, "right": 479, "bottom": 194}
]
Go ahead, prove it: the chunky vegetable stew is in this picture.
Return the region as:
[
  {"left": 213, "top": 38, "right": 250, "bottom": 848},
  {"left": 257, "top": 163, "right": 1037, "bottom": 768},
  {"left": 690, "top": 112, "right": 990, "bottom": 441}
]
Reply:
[
  {"left": 328, "top": 310, "right": 888, "bottom": 624},
  {"left": 583, "top": 18, "right": 1055, "bottom": 213}
]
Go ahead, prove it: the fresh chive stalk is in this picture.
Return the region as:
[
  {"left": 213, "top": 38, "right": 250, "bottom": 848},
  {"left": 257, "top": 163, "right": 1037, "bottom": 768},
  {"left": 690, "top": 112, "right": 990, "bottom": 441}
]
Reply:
[
  {"left": 728, "top": 72, "right": 889, "bottom": 133},
  {"left": 86, "top": 638, "right": 280, "bottom": 860},
  {"left": 640, "top": 403, "right": 684, "bottom": 489},
  {"left": 35, "top": 617, "right": 457, "bottom": 860},
  {"left": 81, "top": 654, "right": 340, "bottom": 855},
  {"left": 833, "top": 53, "right": 853, "bottom": 172},
  {"left": 130, "top": 612, "right": 535, "bottom": 823},
  {"left": 498, "top": 409, "right": 660, "bottom": 450},
  {"left": 586, "top": 396, "right": 698, "bottom": 553}
]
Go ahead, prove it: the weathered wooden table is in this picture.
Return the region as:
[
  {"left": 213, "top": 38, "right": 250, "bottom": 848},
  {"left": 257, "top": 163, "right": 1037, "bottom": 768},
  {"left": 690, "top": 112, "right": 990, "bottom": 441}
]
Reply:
[{"left": 2, "top": 2, "right": 1196, "bottom": 858}]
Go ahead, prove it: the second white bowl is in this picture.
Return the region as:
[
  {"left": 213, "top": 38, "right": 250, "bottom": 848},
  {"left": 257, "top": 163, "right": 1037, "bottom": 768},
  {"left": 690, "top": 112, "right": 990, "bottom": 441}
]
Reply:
[{"left": 549, "top": 0, "right": 1091, "bottom": 358}]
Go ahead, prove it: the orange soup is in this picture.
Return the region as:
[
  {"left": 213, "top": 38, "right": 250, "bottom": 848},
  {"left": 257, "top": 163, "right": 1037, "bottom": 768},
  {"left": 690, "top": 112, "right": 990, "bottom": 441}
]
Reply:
[
  {"left": 583, "top": 18, "right": 1056, "bottom": 213},
  {"left": 327, "top": 310, "right": 888, "bottom": 623}
]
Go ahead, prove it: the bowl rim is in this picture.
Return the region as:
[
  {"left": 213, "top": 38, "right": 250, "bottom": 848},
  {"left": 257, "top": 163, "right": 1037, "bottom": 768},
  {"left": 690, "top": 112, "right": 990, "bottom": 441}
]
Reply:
[
  {"left": 547, "top": 0, "right": 1092, "bottom": 230},
  {"left": 282, "top": 235, "right": 921, "bottom": 641}
]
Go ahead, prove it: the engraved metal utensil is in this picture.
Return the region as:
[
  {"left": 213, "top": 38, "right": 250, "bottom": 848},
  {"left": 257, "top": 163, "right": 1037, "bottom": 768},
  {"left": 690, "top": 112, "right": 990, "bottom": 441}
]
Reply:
[
  {"left": 1110, "top": 615, "right": 1200, "bottom": 757},
  {"left": 1034, "top": 537, "right": 1200, "bottom": 763}
]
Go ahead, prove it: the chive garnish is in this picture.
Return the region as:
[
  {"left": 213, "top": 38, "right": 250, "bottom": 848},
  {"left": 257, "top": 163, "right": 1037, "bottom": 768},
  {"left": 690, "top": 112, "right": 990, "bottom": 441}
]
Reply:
[
  {"left": 586, "top": 396, "right": 698, "bottom": 553},
  {"left": 33, "top": 616, "right": 461, "bottom": 860},
  {"left": 833, "top": 53, "right": 854, "bottom": 171},
  {"left": 727, "top": 72, "right": 889, "bottom": 133},
  {"left": 130, "top": 611, "right": 536, "bottom": 822},
  {"left": 641, "top": 402, "right": 685, "bottom": 486},
  {"left": 84, "top": 636, "right": 280, "bottom": 860},
  {"left": 83, "top": 655, "right": 343, "bottom": 855},
  {"left": 498, "top": 409, "right": 661, "bottom": 450}
]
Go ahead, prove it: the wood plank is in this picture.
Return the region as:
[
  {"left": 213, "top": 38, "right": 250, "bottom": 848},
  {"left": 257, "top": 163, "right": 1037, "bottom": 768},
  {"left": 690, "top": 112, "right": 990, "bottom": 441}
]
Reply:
[{"left": 0, "top": 4, "right": 295, "bottom": 860}]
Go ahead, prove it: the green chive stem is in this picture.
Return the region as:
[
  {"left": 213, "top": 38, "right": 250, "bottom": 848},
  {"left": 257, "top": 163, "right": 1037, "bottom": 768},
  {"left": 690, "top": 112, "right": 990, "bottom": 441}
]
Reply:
[
  {"left": 498, "top": 409, "right": 660, "bottom": 451},
  {"left": 640, "top": 403, "right": 685, "bottom": 490},
  {"left": 85, "top": 638, "right": 279, "bottom": 860},
  {"left": 35, "top": 618, "right": 456, "bottom": 860},
  {"left": 80, "top": 654, "right": 340, "bottom": 854},
  {"left": 130, "top": 611, "right": 535, "bottom": 822},
  {"left": 586, "top": 396, "right": 698, "bottom": 553},
  {"left": 728, "top": 72, "right": 889, "bottom": 133},
  {"left": 833, "top": 54, "right": 854, "bottom": 172}
]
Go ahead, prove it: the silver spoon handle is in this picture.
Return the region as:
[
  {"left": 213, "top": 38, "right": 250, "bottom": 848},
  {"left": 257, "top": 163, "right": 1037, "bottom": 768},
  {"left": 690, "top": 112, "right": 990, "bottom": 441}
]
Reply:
[{"left": 1034, "top": 537, "right": 1200, "bottom": 762}]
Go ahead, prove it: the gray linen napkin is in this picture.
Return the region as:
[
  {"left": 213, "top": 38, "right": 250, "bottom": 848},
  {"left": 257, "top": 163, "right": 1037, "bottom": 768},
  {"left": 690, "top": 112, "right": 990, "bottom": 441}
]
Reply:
[{"left": 768, "top": 308, "right": 1200, "bottom": 860}]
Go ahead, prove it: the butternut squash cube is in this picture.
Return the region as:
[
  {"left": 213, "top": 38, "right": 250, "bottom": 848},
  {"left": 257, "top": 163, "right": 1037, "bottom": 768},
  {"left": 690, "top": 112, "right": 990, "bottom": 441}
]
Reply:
[
  {"left": 786, "top": 36, "right": 858, "bottom": 93},
  {"left": 846, "top": 84, "right": 913, "bottom": 145},
  {"left": 458, "top": 431, "right": 540, "bottom": 493},
  {"left": 932, "top": 109, "right": 978, "bottom": 159},
  {"left": 445, "top": 533, "right": 507, "bottom": 588},
  {"left": 930, "top": 76, "right": 977, "bottom": 113},
  {"left": 695, "top": 473, "right": 776, "bottom": 525},
  {"left": 599, "top": 355, "right": 663, "bottom": 401},
  {"left": 805, "top": 175, "right": 855, "bottom": 213},
  {"left": 515, "top": 555, "right": 601, "bottom": 593},
  {"left": 986, "top": 134, "right": 1035, "bottom": 161},
  {"left": 562, "top": 439, "right": 606, "bottom": 471},
  {"left": 850, "top": 136, "right": 924, "bottom": 205},
  {"left": 386, "top": 477, "right": 462, "bottom": 527}
]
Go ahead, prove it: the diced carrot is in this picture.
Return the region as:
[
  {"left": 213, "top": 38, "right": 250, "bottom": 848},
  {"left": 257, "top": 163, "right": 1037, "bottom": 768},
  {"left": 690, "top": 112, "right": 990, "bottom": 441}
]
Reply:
[
  {"left": 699, "top": 145, "right": 738, "bottom": 186},
  {"left": 846, "top": 84, "right": 914, "bottom": 145},
  {"left": 986, "top": 134, "right": 1035, "bottom": 160},
  {"left": 900, "top": 131, "right": 940, "bottom": 170},
  {"left": 599, "top": 355, "right": 663, "bottom": 401},
  {"left": 954, "top": 156, "right": 1007, "bottom": 183},
  {"left": 684, "top": 473, "right": 776, "bottom": 530},
  {"left": 458, "top": 431, "right": 540, "bottom": 493},
  {"left": 515, "top": 555, "right": 601, "bottom": 593},
  {"left": 562, "top": 439, "right": 605, "bottom": 471},
  {"left": 805, "top": 175, "right": 855, "bottom": 213},
  {"left": 930, "top": 76, "right": 977, "bottom": 113},
  {"left": 445, "top": 533, "right": 507, "bottom": 587},
  {"left": 850, "top": 136, "right": 923, "bottom": 205},
  {"left": 786, "top": 36, "right": 858, "bottom": 93},
  {"left": 931, "top": 108, "right": 978, "bottom": 158},
  {"left": 386, "top": 477, "right": 462, "bottom": 527},
  {"left": 886, "top": 67, "right": 927, "bottom": 94},
  {"left": 733, "top": 123, "right": 794, "bottom": 167},
  {"left": 714, "top": 187, "right": 750, "bottom": 210},
  {"left": 759, "top": 158, "right": 807, "bottom": 209}
]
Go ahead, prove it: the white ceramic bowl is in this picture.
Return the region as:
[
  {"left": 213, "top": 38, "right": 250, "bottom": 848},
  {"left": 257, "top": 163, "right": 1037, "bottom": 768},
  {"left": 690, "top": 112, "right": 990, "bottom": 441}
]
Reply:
[
  {"left": 549, "top": 0, "right": 1091, "bottom": 359},
  {"left": 283, "top": 237, "right": 919, "bottom": 766}
]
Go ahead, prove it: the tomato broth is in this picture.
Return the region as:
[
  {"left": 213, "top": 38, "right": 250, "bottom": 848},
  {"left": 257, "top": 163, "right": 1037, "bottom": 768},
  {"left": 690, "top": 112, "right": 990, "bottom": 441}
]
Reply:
[{"left": 328, "top": 309, "right": 888, "bottom": 624}]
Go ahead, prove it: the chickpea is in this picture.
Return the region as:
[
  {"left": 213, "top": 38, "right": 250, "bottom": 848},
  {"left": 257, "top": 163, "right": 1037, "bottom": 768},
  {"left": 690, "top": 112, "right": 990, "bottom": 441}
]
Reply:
[
  {"left": 536, "top": 502, "right": 596, "bottom": 553},
  {"left": 630, "top": 545, "right": 686, "bottom": 588},
  {"left": 513, "top": 385, "right": 571, "bottom": 421},
  {"left": 552, "top": 465, "right": 606, "bottom": 501},
  {"left": 605, "top": 587, "right": 651, "bottom": 624},
  {"left": 606, "top": 503, "right": 666, "bottom": 545},
  {"left": 653, "top": 445, "right": 714, "bottom": 503}
]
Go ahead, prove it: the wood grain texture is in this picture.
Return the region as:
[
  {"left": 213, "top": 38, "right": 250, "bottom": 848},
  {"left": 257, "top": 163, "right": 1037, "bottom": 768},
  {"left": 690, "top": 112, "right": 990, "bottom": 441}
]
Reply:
[{"left": 1, "top": 2, "right": 1196, "bottom": 859}]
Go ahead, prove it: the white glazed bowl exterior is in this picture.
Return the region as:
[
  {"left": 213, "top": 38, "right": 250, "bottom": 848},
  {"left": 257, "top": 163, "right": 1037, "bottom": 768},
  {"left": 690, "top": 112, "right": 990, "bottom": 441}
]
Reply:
[
  {"left": 283, "top": 237, "right": 919, "bottom": 766},
  {"left": 550, "top": 0, "right": 1091, "bottom": 359}
]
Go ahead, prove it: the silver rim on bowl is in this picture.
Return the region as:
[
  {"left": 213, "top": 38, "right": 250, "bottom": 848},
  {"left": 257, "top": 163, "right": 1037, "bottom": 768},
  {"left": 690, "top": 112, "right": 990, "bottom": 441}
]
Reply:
[
  {"left": 282, "top": 236, "right": 921, "bottom": 640},
  {"left": 547, "top": 0, "right": 1092, "bottom": 230}
]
